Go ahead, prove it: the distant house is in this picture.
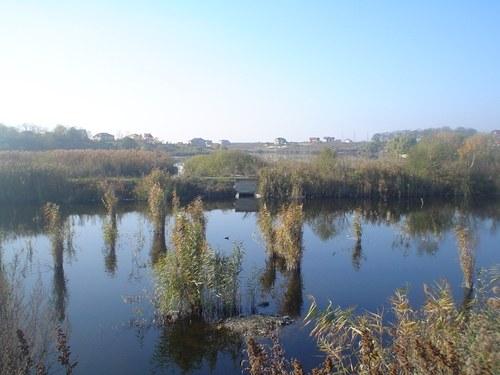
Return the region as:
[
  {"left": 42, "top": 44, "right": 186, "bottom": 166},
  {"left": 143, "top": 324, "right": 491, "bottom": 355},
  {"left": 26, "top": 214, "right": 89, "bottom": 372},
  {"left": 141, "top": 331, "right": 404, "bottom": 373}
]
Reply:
[
  {"left": 190, "top": 138, "right": 208, "bottom": 147},
  {"left": 323, "top": 136, "right": 335, "bottom": 143},
  {"left": 274, "top": 137, "right": 288, "bottom": 146},
  {"left": 128, "top": 134, "right": 143, "bottom": 141},
  {"left": 93, "top": 133, "right": 115, "bottom": 142},
  {"left": 309, "top": 137, "right": 321, "bottom": 143}
]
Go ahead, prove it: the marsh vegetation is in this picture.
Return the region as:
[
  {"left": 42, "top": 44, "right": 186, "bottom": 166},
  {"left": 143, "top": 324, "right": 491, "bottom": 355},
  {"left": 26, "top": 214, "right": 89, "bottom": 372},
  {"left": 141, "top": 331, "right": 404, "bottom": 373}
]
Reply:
[
  {"left": 154, "top": 197, "right": 243, "bottom": 321},
  {"left": 246, "top": 269, "right": 500, "bottom": 375}
]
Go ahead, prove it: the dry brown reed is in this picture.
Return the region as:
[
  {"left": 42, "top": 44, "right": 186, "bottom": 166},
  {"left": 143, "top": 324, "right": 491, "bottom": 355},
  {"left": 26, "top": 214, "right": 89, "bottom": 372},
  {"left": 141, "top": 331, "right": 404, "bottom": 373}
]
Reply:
[{"left": 246, "top": 272, "right": 500, "bottom": 375}]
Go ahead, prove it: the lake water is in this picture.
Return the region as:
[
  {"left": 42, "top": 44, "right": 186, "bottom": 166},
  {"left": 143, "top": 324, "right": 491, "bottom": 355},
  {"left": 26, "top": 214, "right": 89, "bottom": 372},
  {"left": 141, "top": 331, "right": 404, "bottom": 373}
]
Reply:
[{"left": 1, "top": 198, "right": 499, "bottom": 374}]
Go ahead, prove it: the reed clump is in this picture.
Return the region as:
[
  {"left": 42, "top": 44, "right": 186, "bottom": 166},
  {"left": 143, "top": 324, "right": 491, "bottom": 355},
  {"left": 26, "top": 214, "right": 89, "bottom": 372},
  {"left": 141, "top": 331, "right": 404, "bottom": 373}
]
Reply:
[
  {"left": 258, "top": 203, "right": 304, "bottom": 270},
  {"left": 274, "top": 203, "right": 304, "bottom": 270},
  {"left": 154, "top": 197, "right": 243, "bottom": 321},
  {"left": 246, "top": 270, "right": 500, "bottom": 375},
  {"left": 43, "top": 202, "right": 64, "bottom": 242}
]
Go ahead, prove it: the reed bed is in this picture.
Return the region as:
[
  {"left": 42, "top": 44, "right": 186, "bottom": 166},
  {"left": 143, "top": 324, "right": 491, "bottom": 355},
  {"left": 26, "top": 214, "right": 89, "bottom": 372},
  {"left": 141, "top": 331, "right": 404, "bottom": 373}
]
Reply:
[{"left": 0, "top": 149, "right": 175, "bottom": 178}]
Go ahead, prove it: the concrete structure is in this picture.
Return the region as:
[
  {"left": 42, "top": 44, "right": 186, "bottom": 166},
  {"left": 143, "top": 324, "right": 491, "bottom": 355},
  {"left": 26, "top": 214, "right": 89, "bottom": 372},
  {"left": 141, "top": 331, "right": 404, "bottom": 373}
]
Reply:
[{"left": 233, "top": 178, "right": 258, "bottom": 198}]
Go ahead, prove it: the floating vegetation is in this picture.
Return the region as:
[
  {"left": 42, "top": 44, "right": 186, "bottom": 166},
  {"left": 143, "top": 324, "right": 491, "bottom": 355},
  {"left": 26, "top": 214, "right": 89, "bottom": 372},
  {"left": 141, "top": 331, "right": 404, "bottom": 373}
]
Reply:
[{"left": 154, "top": 198, "right": 243, "bottom": 322}]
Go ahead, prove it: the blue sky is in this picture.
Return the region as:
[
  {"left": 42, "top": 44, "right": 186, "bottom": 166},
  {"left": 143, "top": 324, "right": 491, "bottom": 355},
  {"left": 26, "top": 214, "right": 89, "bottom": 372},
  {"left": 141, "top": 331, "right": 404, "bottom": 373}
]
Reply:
[{"left": 1, "top": 1, "right": 499, "bottom": 142}]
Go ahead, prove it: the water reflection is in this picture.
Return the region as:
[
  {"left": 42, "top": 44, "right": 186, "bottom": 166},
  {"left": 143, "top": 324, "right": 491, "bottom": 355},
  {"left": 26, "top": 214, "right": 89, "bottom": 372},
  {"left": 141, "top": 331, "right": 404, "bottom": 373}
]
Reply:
[
  {"left": 152, "top": 318, "right": 242, "bottom": 373},
  {"left": 103, "top": 213, "right": 118, "bottom": 275},
  {"left": 43, "top": 203, "right": 72, "bottom": 322},
  {"left": 151, "top": 219, "right": 167, "bottom": 265},
  {"left": 0, "top": 197, "right": 498, "bottom": 374},
  {"left": 351, "top": 209, "right": 363, "bottom": 270}
]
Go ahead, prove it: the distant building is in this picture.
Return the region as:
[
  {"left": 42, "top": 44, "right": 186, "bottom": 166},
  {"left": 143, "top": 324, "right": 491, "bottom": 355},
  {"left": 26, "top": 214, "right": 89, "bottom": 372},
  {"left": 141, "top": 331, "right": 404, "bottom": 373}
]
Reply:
[
  {"left": 220, "top": 139, "right": 231, "bottom": 147},
  {"left": 309, "top": 137, "right": 321, "bottom": 143},
  {"left": 274, "top": 137, "right": 288, "bottom": 146},
  {"left": 323, "top": 136, "right": 335, "bottom": 143},
  {"left": 190, "top": 138, "right": 208, "bottom": 147},
  {"left": 93, "top": 133, "right": 115, "bottom": 142},
  {"left": 128, "top": 134, "right": 143, "bottom": 141}
]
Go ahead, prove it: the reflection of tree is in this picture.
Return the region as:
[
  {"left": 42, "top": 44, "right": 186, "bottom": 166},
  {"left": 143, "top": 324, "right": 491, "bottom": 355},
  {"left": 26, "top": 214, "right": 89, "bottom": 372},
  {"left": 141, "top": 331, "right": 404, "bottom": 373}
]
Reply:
[
  {"left": 309, "top": 212, "right": 339, "bottom": 241},
  {"left": 400, "top": 206, "right": 455, "bottom": 255},
  {"left": 152, "top": 318, "right": 242, "bottom": 373}
]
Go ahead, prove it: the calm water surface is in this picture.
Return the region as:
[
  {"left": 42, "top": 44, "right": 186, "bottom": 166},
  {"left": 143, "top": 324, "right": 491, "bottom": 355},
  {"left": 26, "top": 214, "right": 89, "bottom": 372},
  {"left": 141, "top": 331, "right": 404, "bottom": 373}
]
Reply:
[{"left": 1, "top": 198, "right": 499, "bottom": 374}]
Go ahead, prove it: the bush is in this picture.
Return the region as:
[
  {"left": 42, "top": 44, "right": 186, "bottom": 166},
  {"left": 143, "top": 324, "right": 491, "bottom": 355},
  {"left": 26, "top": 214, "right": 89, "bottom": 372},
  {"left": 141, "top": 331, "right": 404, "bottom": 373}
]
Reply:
[{"left": 184, "top": 150, "right": 266, "bottom": 177}]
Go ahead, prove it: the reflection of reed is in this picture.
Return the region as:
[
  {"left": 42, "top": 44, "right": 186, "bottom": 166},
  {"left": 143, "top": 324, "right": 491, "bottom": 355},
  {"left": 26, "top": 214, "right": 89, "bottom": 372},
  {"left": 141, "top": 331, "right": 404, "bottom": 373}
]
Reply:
[
  {"left": 43, "top": 203, "right": 68, "bottom": 322},
  {"left": 455, "top": 223, "right": 476, "bottom": 290},
  {"left": 103, "top": 214, "right": 118, "bottom": 275},
  {"left": 102, "top": 183, "right": 119, "bottom": 275},
  {"left": 151, "top": 218, "right": 167, "bottom": 265},
  {"left": 53, "top": 239, "right": 67, "bottom": 322},
  {"left": 351, "top": 210, "right": 363, "bottom": 271},
  {"left": 280, "top": 266, "right": 303, "bottom": 318}
]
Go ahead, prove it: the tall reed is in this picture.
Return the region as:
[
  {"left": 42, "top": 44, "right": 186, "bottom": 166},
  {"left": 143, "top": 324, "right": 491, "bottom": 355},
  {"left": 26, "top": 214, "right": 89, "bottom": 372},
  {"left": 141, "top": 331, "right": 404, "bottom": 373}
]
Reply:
[
  {"left": 154, "top": 198, "right": 243, "bottom": 321},
  {"left": 259, "top": 203, "right": 304, "bottom": 270}
]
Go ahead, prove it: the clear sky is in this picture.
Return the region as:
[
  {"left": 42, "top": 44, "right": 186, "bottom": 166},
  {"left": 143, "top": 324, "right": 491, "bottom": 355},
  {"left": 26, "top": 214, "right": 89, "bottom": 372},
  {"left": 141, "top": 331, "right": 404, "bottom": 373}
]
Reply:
[{"left": 1, "top": 1, "right": 499, "bottom": 142}]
